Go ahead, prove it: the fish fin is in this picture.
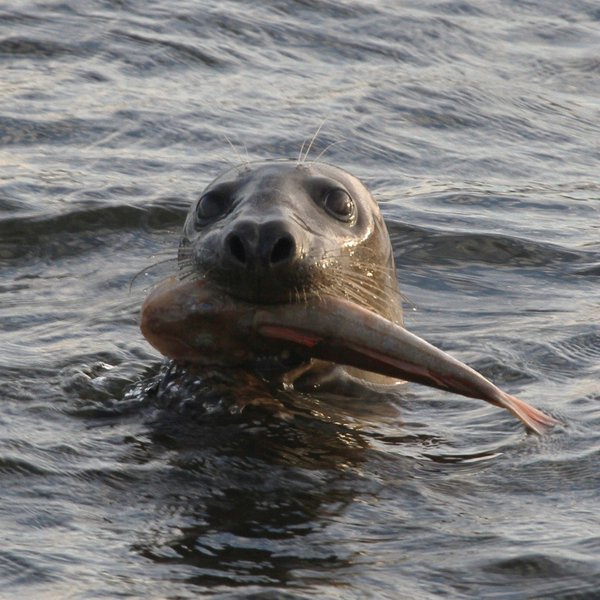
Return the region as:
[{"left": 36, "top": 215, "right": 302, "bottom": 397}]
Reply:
[{"left": 499, "top": 392, "right": 560, "bottom": 435}]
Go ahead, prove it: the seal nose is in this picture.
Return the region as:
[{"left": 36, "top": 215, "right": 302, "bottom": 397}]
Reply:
[{"left": 224, "top": 220, "right": 299, "bottom": 270}]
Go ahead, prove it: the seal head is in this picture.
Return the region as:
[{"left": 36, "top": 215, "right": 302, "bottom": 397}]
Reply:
[{"left": 178, "top": 160, "right": 402, "bottom": 326}]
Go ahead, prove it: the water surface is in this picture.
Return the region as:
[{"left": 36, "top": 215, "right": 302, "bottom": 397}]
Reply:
[{"left": 1, "top": 1, "right": 599, "bottom": 598}]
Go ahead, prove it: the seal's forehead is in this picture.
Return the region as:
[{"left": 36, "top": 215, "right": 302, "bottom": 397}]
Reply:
[{"left": 207, "top": 160, "right": 364, "bottom": 191}]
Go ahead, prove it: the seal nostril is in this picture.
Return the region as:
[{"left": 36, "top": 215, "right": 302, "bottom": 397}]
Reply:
[
  {"left": 227, "top": 233, "right": 246, "bottom": 265},
  {"left": 270, "top": 235, "right": 295, "bottom": 265}
]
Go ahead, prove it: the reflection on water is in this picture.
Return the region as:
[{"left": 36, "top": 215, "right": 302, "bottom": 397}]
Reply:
[{"left": 1, "top": 0, "right": 600, "bottom": 598}]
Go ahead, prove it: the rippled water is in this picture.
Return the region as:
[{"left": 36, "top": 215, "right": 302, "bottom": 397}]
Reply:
[{"left": 1, "top": 1, "right": 600, "bottom": 598}]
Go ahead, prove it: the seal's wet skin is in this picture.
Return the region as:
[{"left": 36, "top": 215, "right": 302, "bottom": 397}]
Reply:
[
  {"left": 141, "top": 160, "right": 558, "bottom": 434},
  {"left": 178, "top": 160, "right": 402, "bottom": 319}
]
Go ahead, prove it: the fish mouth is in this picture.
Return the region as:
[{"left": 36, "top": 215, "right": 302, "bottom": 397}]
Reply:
[{"left": 140, "top": 277, "right": 559, "bottom": 434}]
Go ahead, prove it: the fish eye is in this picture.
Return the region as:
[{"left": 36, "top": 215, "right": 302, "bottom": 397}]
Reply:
[
  {"left": 195, "top": 190, "right": 231, "bottom": 226},
  {"left": 323, "top": 188, "right": 355, "bottom": 222}
]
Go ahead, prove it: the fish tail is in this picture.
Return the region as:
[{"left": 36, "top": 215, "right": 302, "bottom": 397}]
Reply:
[{"left": 498, "top": 392, "right": 560, "bottom": 435}]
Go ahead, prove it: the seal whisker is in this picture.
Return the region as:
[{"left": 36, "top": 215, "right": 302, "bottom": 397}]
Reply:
[
  {"left": 178, "top": 244, "right": 218, "bottom": 283},
  {"left": 296, "top": 245, "right": 404, "bottom": 307},
  {"left": 309, "top": 139, "right": 345, "bottom": 166},
  {"left": 325, "top": 275, "right": 385, "bottom": 311},
  {"left": 314, "top": 261, "right": 405, "bottom": 314},
  {"left": 177, "top": 251, "right": 193, "bottom": 264},
  {"left": 300, "top": 119, "right": 328, "bottom": 164},
  {"left": 129, "top": 257, "right": 179, "bottom": 294},
  {"left": 301, "top": 247, "right": 399, "bottom": 289},
  {"left": 298, "top": 138, "right": 308, "bottom": 165},
  {"left": 223, "top": 134, "right": 250, "bottom": 169},
  {"left": 177, "top": 257, "right": 194, "bottom": 269},
  {"left": 343, "top": 268, "right": 404, "bottom": 304}
]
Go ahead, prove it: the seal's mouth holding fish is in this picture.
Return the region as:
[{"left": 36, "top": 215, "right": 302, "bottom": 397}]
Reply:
[
  {"left": 140, "top": 160, "right": 559, "bottom": 435},
  {"left": 140, "top": 277, "right": 559, "bottom": 435}
]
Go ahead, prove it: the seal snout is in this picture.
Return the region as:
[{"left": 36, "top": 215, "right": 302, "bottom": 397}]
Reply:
[{"left": 224, "top": 219, "right": 301, "bottom": 272}]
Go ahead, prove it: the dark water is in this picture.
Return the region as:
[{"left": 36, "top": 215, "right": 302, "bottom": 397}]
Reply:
[{"left": 2, "top": 1, "right": 600, "bottom": 598}]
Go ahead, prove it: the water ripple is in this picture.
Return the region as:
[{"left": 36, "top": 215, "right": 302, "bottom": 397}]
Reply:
[{"left": 1, "top": 0, "right": 599, "bottom": 598}]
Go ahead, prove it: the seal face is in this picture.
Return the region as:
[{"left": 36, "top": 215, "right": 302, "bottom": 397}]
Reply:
[{"left": 178, "top": 160, "right": 403, "bottom": 326}]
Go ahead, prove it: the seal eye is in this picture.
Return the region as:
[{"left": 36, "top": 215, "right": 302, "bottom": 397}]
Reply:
[
  {"left": 324, "top": 189, "right": 355, "bottom": 222},
  {"left": 195, "top": 191, "right": 231, "bottom": 226}
]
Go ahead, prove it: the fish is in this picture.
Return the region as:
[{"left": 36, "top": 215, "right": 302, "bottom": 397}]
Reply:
[{"left": 141, "top": 278, "right": 559, "bottom": 434}]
